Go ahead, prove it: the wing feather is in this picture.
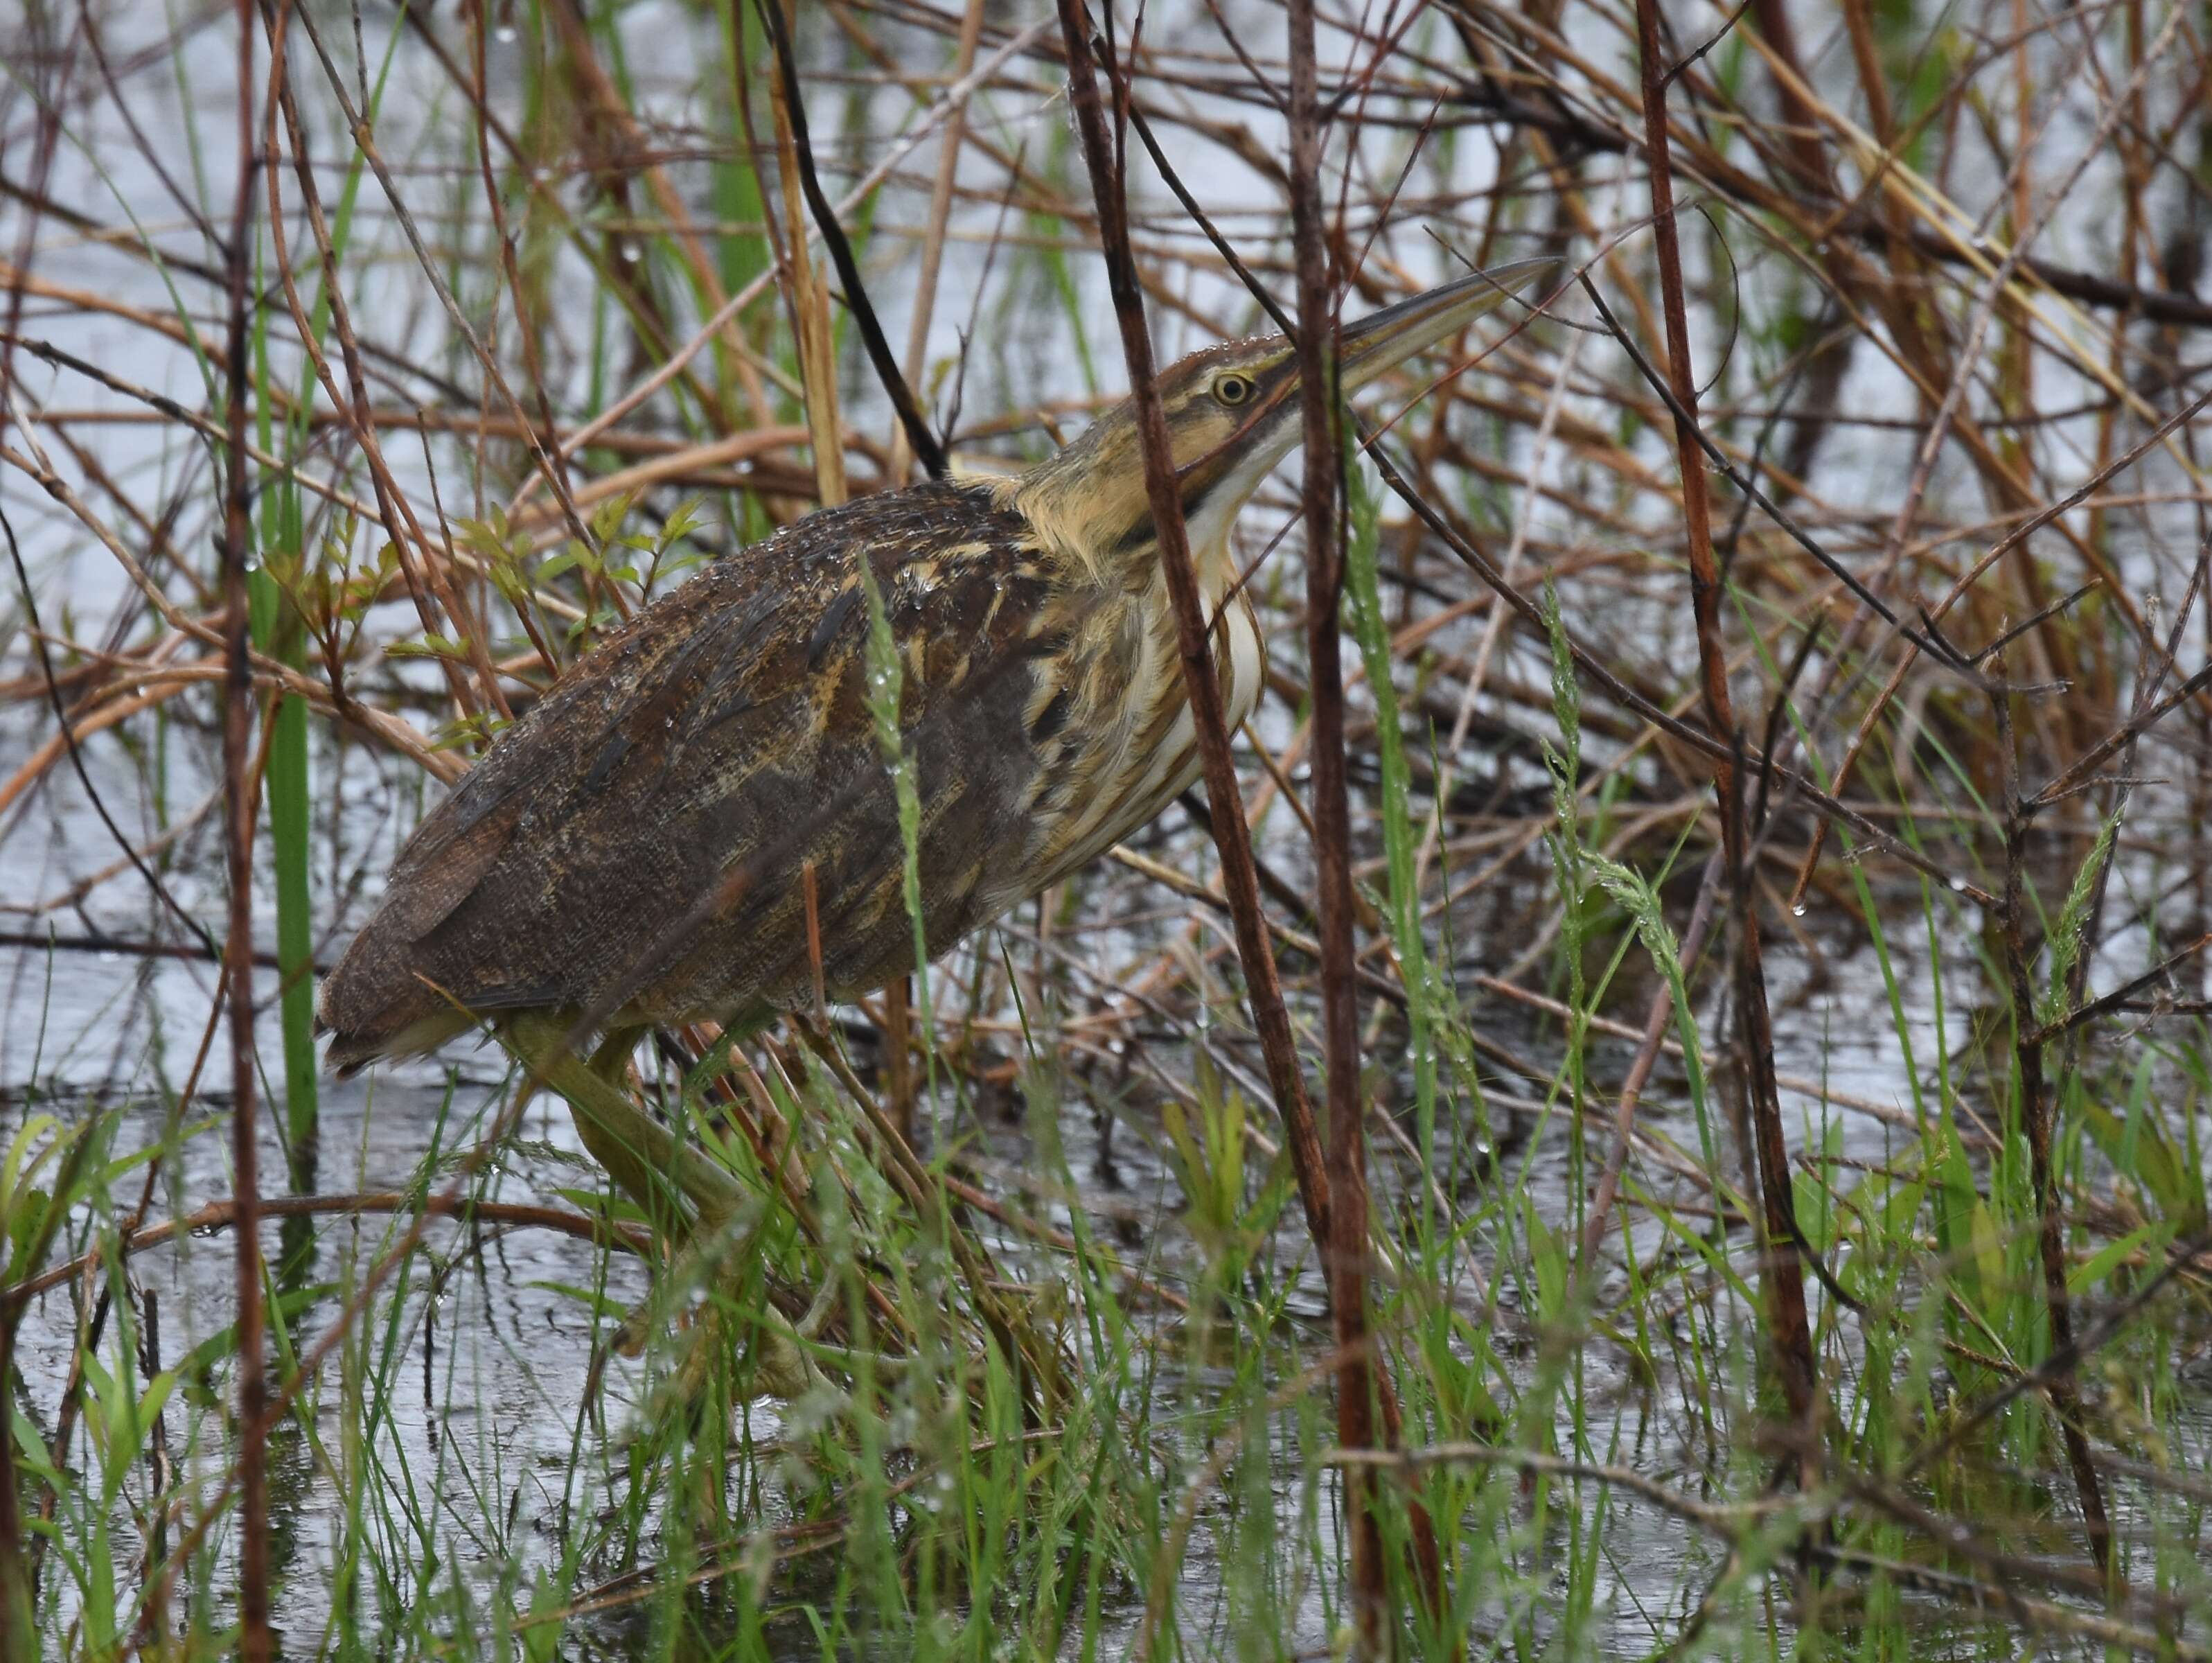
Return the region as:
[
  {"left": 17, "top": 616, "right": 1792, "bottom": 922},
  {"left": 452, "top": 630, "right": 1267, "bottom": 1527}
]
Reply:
[{"left": 317, "top": 480, "right": 1065, "bottom": 1059}]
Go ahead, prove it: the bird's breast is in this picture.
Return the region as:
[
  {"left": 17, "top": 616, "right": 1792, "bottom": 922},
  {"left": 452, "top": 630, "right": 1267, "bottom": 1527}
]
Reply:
[{"left": 1020, "top": 567, "right": 1265, "bottom": 890}]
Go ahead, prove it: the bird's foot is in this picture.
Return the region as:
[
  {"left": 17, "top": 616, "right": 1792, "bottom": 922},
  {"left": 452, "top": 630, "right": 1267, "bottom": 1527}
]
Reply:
[
  {"left": 613, "top": 1213, "right": 822, "bottom": 1427},
  {"left": 503, "top": 1014, "right": 911, "bottom": 1421},
  {"left": 620, "top": 1242, "right": 925, "bottom": 1432},
  {"left": 504, "top": 1014, "right": 780, "bottom": 1407}
]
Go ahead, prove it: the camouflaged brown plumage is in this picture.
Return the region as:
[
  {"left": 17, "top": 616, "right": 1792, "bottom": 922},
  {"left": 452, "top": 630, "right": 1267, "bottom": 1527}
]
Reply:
[{"left": 318, "top": 262, "right": 1557, "bottom": 1082}]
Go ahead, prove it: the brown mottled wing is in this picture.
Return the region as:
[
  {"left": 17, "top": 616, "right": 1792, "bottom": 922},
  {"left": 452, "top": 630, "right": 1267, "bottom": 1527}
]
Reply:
[{"left": 317, "top": 480, "right": 1066, "bottom": 1062}]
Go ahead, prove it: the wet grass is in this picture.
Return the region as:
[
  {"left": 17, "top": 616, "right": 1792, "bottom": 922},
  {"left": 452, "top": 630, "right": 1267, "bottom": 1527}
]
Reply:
[{"left": 4, "top": 0, "right": 2212, "bottom": 1658}]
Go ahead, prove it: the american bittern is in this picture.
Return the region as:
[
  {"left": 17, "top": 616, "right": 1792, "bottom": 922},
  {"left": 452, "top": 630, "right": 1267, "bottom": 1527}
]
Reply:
[{"left": 319, "top": 258, "right": 1555, "bottom": 1360}]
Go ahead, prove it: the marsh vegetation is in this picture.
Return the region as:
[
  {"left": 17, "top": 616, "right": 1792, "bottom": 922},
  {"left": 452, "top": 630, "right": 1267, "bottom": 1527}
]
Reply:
[{"left": 2, "top": 0, "right": 2211, "bottom": 1657}]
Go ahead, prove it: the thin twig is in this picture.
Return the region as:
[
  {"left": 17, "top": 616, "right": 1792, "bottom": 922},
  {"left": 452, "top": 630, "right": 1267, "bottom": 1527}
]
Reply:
[
  {"left": 754, "top": 0, "right": 948, "bottom": 481},
  {"left": 220, "top": 3, "right": 270, "bottom": 1652},
  {"left": 1285, "top": 1, "right": 1392, "bottom": 1639},
  {"left": 1631, "top": 0, "right": 1819, "bottom": 1453}
]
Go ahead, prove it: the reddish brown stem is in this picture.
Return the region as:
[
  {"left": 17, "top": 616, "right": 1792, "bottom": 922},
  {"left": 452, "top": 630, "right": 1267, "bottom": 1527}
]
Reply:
[
  {"left": 1051, "top": 0, "right": 1333, "bottom": 1260},
  {"left": 1059, "top": 11, "right": 1446, "bottom": 1643},
  {"left": 1631, "top": 0, "right": 1819, "bottom": 1441},
  {"left": 220, "top": 3, "right": 270, "bottom": 1655},
  {"left": 1994, "top": 690, "right": 2116, "bottom": 1582},
  {"left": 1284, "top": 0, "right": 1387, "bottom": 1643}
]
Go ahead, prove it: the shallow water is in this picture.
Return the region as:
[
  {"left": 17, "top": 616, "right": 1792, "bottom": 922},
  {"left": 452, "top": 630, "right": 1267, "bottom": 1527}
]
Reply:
[
  {"left": 10, "top": 688, "right": 2204, "bottom": 1657},
  {"left": 6, "top": 0, "right": 2212, "bottom": 1653}
]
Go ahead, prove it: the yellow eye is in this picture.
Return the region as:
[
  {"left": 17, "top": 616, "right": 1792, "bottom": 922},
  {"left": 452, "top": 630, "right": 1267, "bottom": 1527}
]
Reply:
[{"left": 1213, "top": 373, "right": 1254, "bottom": 407}]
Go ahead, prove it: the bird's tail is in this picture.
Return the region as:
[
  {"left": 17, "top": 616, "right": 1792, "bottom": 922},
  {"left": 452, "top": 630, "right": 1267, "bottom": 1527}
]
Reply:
[{"left": 315, "top": 932, "right": 472, "bottom": 1074}]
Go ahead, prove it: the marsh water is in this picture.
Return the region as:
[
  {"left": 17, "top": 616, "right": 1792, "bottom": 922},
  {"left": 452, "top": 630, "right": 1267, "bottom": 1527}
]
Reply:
[
  {"left": 6, "top": 0, "right": 2212, "bottom": 1655},
  {"left": 12, "top": 703, "right": 2197, "bottom": 1657}
]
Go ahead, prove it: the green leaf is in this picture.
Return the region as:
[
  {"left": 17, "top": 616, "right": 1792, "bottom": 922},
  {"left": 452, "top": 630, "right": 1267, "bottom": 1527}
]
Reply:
[
  {"left": 590, "top": 489, "right": 641, "bottom": 543},
  {"left": 526, "top": 1280, "right": 631, "bottom": 1320},
  {"left": 386, "top": 632, "right": 471, "bottom": 662},
  {"left": 2044, "top": 805, "right": 2120, "bottom": 1019},
  {"left": 175, "top": 1283, "right": 337, "bottom": 1383},
  {"left": 537, "top": 547, "right": 590, "bottom": 583},
  {"left": 2069, "top": 1222, "right": 2168, "bottom": 1298},
  {"left": 1523, "top": 1193, "right": 1568, "bottom": 1318},
  {"left": 2082, "top": 1095, "right": 2203, "bottom": 1232}
]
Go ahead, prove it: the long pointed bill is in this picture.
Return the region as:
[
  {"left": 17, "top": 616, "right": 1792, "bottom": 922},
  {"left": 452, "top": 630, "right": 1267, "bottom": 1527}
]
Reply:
[
  {"left": 1338, "top": 255, "right": 1563, "bottom": 393},
  {"left": 1162, "top": 256, "right": 1564, "bottom": 531}
]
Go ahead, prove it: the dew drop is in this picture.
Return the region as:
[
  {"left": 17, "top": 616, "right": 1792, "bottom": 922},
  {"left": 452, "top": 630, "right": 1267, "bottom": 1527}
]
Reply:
[
  {"left": 1790, "top": 901, "right": 1807, "bottom": 918},
  {"left": 495, "top": 21, "right": 518, "bottom": 43},
  {"left": 1949, "top": 874, "right": 1970, "bottom": 892}
]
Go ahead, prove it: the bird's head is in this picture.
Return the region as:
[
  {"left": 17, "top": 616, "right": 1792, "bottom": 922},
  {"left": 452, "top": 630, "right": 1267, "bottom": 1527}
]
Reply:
[{"left": 1018, "top": 256, "right": 1560, "bottom": 580}]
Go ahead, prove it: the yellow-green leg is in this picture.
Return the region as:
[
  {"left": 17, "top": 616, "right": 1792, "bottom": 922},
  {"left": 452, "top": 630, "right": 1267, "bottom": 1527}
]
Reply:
[
  {"left": 502, "top": 1012, "right": 811, "bottom": 1403},
  {"left": 504, "top": 1011, "right": 743, "bottom": 1233}
]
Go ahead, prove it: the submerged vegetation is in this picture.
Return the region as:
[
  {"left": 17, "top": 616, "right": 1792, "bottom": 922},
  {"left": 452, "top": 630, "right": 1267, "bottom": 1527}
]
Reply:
[{"left": 3, "top": 0, "right": 2211, "bottom": 1657}]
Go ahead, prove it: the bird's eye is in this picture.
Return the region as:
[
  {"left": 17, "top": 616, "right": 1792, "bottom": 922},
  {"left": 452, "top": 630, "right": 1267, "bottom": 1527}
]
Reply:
[{"left": 1213, "top": 373, "right": 1254, "bottom": 408}]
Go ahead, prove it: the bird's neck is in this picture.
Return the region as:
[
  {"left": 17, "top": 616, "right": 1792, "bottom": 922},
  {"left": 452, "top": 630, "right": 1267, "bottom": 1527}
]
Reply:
[{"left": 1008, "top": 469, "right": 1245, "bottom": 606}]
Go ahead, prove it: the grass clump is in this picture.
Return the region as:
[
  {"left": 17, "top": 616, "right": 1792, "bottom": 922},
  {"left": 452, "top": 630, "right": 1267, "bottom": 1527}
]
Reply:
[{"left": 3, "top": 1, "right": 2212, "bottom": 1659}]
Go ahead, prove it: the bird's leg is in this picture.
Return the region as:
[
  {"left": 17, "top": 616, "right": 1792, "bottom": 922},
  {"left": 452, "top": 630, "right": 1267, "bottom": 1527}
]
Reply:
[
  {"left": 504, "top": 1011, "right": 743, "bottom": 1236},
  {"left": 587, "top": 1026, "right": 645, "bottom": 1084},
  {"left": 504, "top": 1012, "right": 808, "bottom": 1403}
]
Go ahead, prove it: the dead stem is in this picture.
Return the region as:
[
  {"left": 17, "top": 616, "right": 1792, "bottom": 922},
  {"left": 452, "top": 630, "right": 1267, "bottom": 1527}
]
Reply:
[
  {"left": 219, "top": 3, "right": 269, "bottom": 1654},
  {"left": 8, "top": 2, "right": 2212, "bottom": 1652},
  {"left": 1993, "top": 674, "right": 2116, "bottom": 1581},
  {"left": 1631, "top": 0, "right": 1819, "bottom": 1461}
]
